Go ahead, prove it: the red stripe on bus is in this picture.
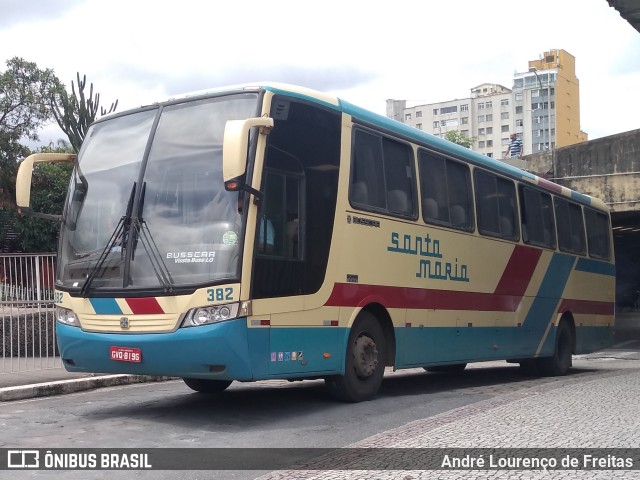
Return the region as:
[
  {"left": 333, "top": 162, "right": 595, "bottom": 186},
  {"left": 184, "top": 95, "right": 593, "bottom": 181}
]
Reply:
[
  {"left": 327, "top": 245, "right": 543, "bottom": 312},
  {"left": 494, "top": 245, "right": 542, "bottom": 296},
  {"left": 125, "top": 297, "right": 165, "bottom": 314},
  {"left": 557, "top": 299, "right": 615, "bottom": 316},
  {"left": 536, "top": 177, "right": 563, "bottom": 194},
  {"left": 325, "top": 284, "right": 524, "bottom": 312}
]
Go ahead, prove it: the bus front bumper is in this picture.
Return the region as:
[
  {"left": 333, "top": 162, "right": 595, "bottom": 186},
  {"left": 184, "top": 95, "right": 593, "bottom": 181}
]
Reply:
[{"left": 56, "top": 318, "right": 258, "bottom": 380}]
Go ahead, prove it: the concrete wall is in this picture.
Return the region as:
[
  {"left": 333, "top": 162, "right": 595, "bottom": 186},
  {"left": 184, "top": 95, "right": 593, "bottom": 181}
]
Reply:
[{"left": 520, "top": 128, "right": 640, "bottom": 212}]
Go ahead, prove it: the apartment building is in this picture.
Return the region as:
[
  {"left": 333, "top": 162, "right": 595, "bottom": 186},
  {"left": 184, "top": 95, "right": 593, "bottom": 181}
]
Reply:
[{"left": 386, "top": 49, "right": 588, "bottom": 158}]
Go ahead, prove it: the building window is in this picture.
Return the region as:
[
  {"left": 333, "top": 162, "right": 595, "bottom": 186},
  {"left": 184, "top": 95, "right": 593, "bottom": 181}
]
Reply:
[
  {"left": 405, "top": 113, "right": 412, "bottom": 120},
  {"left": 502, "top": 137, "right": 510, "bottom": 145},
  {"left": 485, "top": 101, "right": 493, "bottom": 109},
  {"left": 460, "top": 130, "right": 469, "bottom": 137},
  {"left": 501, "top": 99, "right": 509, "bottom": 106},
  {"left": 501, "top": 125, "right": 509, "bottom": 132},
  {"left": 532, "top": 89, "right": 540, "bottom": 97},
  {"left": 433, "top": 121, "right": 439, "bottom": 128},
  {"left": 461, "top": 104, "right": 469, "bottom": 111},
  {"left": 486, "top": 127, "right": 493, "bottom": 134},
  {"left": 478, "top": 128, "right": 485, "bottom": 135},
  {"left": 416, "top": 111, "right": 422, "bottom": 118},
  {"left": 486, "top": 114, "right": 493, "bottom": 121},
  {"left": 487, "top": 140, "right": 493, "bottom": 147},
  {"left": 515, "top": 92, "right": 523, "bottom": 101},
  {"left": 501, "top": 112, "right": 509, "bottom": 119},
  {"left": 441, "top": 106, "right": 458, "bottom": 114},
  {"left": 478, "top": 140, "right": 485, "bottom": 148},
  {"left": 478, "top": 103, "right": 485, "bottom": 110},
  {"left": 515, "top": 119, "right": 524, "bottom": 127},
  {"left": 433, "top": 108, "right": 439, "bottom": 115},
  {"left": 461, "top": 117, "right": 469, "bottom": 125},
  {"left": 515, "top": 106, "right": 523, "bottom": 114},
  {"left": 486, "top": 153, "right": 493, "bottom": 158},
  {"left": 478, "top": 115, "right": 485, "bottom": 123},
  {"left": 416, "top": 123, "right": 422, "bottom": 130}
]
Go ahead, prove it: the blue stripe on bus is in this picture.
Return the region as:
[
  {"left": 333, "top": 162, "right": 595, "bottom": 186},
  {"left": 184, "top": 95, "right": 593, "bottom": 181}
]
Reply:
[
  {"left": 523, "top": 253, "right": 576, "bottom": 355},
  {"left": 89, "top": 297, "right": 122, "bottom": 315},
  {"left": 575, "top": 258, "right": 616, "bottom": 276},
  {"left": 570, "top": 190, "right": 592, "bottom": 205}
]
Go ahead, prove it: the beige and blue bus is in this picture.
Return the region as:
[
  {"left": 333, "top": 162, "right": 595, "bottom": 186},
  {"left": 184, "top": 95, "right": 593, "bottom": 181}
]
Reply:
[{"left": 16, "top": 83, "right": 615, "bottom": 402}]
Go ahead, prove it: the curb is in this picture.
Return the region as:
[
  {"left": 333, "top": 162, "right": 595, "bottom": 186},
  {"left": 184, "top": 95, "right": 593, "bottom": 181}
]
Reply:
[{"left": 0, "top": 375, "right": 174, "bottom": 402}]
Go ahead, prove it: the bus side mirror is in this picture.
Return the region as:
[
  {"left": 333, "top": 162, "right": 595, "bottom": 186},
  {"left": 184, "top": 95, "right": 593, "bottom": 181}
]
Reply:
[
  {"left": 16, "top": 153, "right": 76, "bottom": 221},
  {"left": 222, "top": 117, "right": 274, "bottom": 192}
]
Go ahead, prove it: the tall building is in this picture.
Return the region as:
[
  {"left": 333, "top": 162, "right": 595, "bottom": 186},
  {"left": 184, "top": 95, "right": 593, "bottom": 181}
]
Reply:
[{"left": 386, "top": 49, "right": 588, "bottom": 158}]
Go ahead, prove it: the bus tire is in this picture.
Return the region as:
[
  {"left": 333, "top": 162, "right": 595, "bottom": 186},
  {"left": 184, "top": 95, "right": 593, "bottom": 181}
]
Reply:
[
  {"left": 182, "top": 378, "right": 232, "bottom": 393},
  {"left": 537, "top": 321, "right": 573, "bottom": 376},
  {"left": 424, "top": 363, "right": 467, "bottom": 373},
  {"left": 325, "top": 312, "right": 386, "bottom": 402}
]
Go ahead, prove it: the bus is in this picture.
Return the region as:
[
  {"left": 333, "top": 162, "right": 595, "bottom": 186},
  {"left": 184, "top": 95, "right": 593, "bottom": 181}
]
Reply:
[{"left": 16, "top": 83, "right": 615, "bottom": 402}]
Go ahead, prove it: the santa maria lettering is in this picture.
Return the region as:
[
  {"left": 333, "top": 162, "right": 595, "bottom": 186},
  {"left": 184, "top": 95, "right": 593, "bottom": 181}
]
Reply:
[{"left": 388, "top": 232, "right": 469, "bottom": 282}]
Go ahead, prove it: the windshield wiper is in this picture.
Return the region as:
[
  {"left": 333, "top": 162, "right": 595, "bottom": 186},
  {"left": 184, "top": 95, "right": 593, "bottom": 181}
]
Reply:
[
  {"left": 126, "top": 182, "right": 175, "bottom": 293},
  {"left": 80, "top": 183, "right": 136, "bottom": 296}
]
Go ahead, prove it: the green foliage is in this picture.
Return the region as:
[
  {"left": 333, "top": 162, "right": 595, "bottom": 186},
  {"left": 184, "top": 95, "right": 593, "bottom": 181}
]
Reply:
[
  {"left": 444, "top": 130, "right": 477, "bottom": 149},
  {"left": 51, "top": 72, "right": 118, "bottom": 152},
  {"left": 0, "top": 57, "right": 61, "bottom": 251},
  {"left": 0, "top": 57, "right": 59, "bottom": 164},
  {"left": 12, "top": 141, "right": 73, "bottom": 252}
]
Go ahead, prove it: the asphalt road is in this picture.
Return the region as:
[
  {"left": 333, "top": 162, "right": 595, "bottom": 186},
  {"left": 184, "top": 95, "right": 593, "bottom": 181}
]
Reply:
[{"left": 2, "top": 352, "right": 636, "bottom": 480}]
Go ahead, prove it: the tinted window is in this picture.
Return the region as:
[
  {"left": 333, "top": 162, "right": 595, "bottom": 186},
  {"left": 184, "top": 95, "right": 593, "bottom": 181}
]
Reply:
[
  {"left": 419, "top": 151, "right": 473, "bottom": 231},
  {"left": 554, "top": 197, "right": 586, "bottom": 255},
  {"left": 584, "top": 208, "right": 611, "bottom": 260},
  {"left": 520, "top": 186, "right": 556, "bottom": 248},
  {"left": 350, "top": 129, "right": 416, "bottom": 218},
  {"left": 474, "top": 170, "right": 519, "bottom": 240}
]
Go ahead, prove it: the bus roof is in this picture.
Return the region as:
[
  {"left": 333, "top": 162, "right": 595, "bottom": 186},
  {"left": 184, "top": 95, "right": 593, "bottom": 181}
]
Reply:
[{"left": 150, "top": 82, "right": 609, "bottom": 212}]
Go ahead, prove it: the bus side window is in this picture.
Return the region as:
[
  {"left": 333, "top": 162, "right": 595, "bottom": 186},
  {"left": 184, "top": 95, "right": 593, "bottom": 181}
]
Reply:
[
  {"left": 475, "top": 169, "right": 518, "bottom": 240},
  {"left": 584, "top": 208, "right": 611, "bottom": 260},
  {"left": 554, "top": 197, "right": 586, "bottom": 255},
  {"left": 418, "top": 150, "right": 473, "bottom": 231},
  {"left": 519, "top": 186, "right": 556, "bottom": 249}
]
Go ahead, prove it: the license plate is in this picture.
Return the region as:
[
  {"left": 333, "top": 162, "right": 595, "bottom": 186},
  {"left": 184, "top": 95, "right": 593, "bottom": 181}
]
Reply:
[{"left": 110, "top": 346, "right": 142, "bottom": 363}]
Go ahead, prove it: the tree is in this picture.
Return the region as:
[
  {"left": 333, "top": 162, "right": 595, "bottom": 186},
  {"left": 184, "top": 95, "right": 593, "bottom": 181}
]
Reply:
[
  {"left": 444, "top": 130, "right": 477, "bottom": 149},
  {"left": 0, "top": 57, "right": 59, "bottom": 164},
  {"left": 51, "top": 72, "right": 118, "bottom": 152},
  {"left": 0, "top": 57, "right": 61, "bottom": 251}
]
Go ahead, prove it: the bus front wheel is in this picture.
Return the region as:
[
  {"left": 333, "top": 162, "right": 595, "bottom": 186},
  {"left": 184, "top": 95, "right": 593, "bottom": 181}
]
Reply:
[
  {"left": 325, "top": 312, "right": 386, "bottom": 402},
  {"left": 182, "top": 378, "right": 232, "bottom": 393}
]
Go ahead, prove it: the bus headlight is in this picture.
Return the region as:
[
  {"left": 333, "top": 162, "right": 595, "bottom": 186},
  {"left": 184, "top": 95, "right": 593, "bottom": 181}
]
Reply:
[
  {"left": 181, "top": 303, "right": 240, "bottom": 327},
  {"left": 56, "top": 307, "right": 80, "bottom": 327}
]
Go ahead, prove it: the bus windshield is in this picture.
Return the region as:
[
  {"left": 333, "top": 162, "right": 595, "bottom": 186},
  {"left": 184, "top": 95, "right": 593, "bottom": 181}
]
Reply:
[{"left": 57, "top": 93, "right": 259, "bottom": 291}]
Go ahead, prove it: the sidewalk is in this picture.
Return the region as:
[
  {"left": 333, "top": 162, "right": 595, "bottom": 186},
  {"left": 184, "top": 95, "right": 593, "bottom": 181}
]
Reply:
[{"left": 0, "top": 359, "right": 170, "bottom": 401}]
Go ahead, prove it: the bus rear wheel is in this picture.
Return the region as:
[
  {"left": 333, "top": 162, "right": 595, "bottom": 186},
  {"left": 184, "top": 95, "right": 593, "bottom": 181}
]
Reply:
[
  {"left": 182, "top": 378, "right": 232, "bottom": 393},
  {"left": 325, "top": 312, "right": 386, "bottom": 402},
  {"left": 537, "top": 321, "right": 573, "bottom": 376}
]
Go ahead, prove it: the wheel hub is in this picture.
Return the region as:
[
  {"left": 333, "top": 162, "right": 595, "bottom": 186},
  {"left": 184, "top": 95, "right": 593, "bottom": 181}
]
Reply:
[{"left": 353, "top": 335, "right": 378, "bottom": 378}]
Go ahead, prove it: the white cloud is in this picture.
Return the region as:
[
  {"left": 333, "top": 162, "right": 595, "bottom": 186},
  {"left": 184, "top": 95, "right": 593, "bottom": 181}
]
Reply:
[{"left": 1, "top": 0, "right": 638, "bottom": 143}]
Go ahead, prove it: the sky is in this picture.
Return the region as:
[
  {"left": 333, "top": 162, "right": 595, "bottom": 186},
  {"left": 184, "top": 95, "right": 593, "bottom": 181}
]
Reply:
[{"left": 1, "top": 0, "right": 639, "bottom": 146}]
